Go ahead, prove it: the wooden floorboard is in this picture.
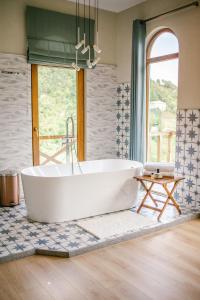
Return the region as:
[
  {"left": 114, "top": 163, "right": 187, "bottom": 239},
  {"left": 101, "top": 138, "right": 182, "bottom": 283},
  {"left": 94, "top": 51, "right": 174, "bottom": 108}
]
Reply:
[{"left": 0, "top": 219, "right": 200, "bottom": 300}]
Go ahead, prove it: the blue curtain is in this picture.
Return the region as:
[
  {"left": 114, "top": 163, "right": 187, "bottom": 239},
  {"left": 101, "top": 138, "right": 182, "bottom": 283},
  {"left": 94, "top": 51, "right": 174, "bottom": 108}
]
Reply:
[{"left": 129, "top": 20, "right": 146, "bottom": 163}]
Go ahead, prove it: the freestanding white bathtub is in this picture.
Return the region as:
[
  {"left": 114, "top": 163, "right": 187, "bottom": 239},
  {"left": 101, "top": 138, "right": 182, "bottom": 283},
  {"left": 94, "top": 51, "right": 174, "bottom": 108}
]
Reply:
[{"left": 21, "top": 159, "right": 143, "bottom": 223}]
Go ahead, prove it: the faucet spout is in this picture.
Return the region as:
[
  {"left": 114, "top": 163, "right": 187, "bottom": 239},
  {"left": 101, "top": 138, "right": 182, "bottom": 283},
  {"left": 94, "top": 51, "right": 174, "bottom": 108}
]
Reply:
[
  {"left": 66, "top": 116, "right": 75, "bottom": 140},
  {"left": 63, "top": 115, "right": 83, "bottom": 175}
]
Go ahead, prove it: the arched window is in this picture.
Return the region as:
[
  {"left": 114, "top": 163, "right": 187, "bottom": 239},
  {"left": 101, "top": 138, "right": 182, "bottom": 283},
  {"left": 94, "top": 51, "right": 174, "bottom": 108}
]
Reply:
[{"left": 146, "top": 29, "right": 179, "bottom": 162}]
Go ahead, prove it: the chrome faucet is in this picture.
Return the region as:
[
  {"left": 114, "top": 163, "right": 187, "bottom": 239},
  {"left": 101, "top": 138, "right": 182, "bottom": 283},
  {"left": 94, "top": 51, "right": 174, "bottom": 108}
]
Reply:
[
  {"left": 66, "top": 116, "right": 76, "bottom": 145},
  {"left": 62, "top": 116, "right": 76, "bottom": 174}
]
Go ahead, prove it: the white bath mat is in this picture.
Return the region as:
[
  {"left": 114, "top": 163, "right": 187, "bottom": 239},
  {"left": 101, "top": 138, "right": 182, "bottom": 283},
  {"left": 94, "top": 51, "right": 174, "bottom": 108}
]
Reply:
[{"left": 77, "top": 210, "right": 157, "bottom": 240}]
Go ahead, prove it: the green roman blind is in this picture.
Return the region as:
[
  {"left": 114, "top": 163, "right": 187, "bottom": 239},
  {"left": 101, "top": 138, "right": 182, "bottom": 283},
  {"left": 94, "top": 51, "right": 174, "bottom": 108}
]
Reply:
[{"left": 26, "top": 6, "right": 95, "bottom": 67}]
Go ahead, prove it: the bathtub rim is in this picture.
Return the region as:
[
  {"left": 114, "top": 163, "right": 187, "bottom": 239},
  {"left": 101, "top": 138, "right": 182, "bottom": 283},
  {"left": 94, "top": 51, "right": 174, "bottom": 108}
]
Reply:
[{"left": 21, "top": 159, "right": 143, "bottom": 179}]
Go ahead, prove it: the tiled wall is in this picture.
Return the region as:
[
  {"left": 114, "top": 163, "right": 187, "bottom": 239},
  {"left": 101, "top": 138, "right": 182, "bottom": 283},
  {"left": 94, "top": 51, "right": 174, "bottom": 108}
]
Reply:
[
  {"left": 115, "top": 84, "right": 200, "bottom": 210},
  {"left": 175, "top": 109, "right": 200, "bottom": 209},
  {"left": 85, "top": 64, "right": 117, "bottom": 160},
  {"left": 0, "top": 53, "right": 117, "bottom": 173},
  {"left": 116, "top": 83, "right": 131, "bottom": 159},
  {"left": 0, "top": 53, "right": 32, "bottom": 172}
]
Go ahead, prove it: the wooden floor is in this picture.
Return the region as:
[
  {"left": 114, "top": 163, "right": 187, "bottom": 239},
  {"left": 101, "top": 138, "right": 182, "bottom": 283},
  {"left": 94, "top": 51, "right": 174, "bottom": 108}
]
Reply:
[{"left": 0, "top": 219, "right": 200, "bottom": 300}]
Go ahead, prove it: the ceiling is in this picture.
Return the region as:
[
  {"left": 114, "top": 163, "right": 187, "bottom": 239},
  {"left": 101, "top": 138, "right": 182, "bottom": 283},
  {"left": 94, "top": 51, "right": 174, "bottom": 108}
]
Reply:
[{"left": 68, "top": 0, "right": 146, "bottom": 13}]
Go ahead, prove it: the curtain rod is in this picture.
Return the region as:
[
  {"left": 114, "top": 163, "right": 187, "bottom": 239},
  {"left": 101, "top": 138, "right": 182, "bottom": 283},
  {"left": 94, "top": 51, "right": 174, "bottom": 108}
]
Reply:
[{"left": 144, "top": 1, "right": 199, "bottom": 23}]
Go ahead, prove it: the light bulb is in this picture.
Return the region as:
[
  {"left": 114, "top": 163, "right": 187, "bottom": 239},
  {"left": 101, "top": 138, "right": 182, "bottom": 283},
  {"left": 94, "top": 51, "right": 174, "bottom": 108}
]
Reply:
[
  {"left": 72, "top": 62, "right": 80, "bottom": 72},
  {"left": 81, "top": 45, "right": 90, "bottom": 54},
  {"left": 75, "top": 40, "right": 85, "bottom": 50},
  {"left": 87, "top": 60, "right": 93, "bottom": 69},
  {"left": 92, "top": 56, "right": 101, "bottom": 67},
  {"left": 93, "top": 44, "right": 102, "bottom": 54}
]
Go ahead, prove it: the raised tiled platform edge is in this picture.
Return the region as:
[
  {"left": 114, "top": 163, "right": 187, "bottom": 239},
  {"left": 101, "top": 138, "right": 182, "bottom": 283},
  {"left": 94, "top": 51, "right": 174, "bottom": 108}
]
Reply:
[
  {"left": 47, "top": 212, "right": 200, "bottom": 258},
  {"left": 0, "top": 211, "right": 199, "bottom": 263}
]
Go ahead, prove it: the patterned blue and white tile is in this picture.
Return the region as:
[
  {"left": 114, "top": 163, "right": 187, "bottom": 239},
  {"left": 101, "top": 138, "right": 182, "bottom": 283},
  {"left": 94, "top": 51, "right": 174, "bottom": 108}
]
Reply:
[
  {"left": 186, "top": 109, "right": 200, "bottom": 127},
  {"left": 185, "top": 142, "right": 199, "bottom": 160},
  {"left": 6, "top": 242, "right": 34, "bottom": 255},
  {"left": 176, "top": 141, "right": 185, "bottom": 158},
  {"left": 175, "top": 109, "right": 200, "bottom": 209},
  {"left": 183, "top": 190, "right": 196, "bottom": 208},
  {"left": 1, "top": 233, "right": 24, "bottom": 247},
  {"left": 184, "top": 159, "right": 197, "bottom": 176},
  {"left": 176, "top": 125, "right": 186, "bottom": 142},
  {"left": 0, "top": 189, "right": 199, "bottom": 262},
  {"left": 31, "top": 237, "right": 55, "bottom": 249},
  {"left": 176, "top": 110, "right": 185, "bottom": 126},
  {"left": 60, "top": 239, "right": 87, "bottom": 251},
  {"left": 116, "top": 82, "right": 130, "bottom": 159},
  {"left": 186, "top": 125, "right": 199, "bottom": 144},
  {"left": 0, "top": 248, "right": 10, "bottom": 258}
]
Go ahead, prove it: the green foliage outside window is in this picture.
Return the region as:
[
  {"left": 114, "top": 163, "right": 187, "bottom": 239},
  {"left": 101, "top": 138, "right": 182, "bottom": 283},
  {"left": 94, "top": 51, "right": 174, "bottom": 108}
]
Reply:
[
  {"left": 38, "top": 66, "right": 77, "bottom": 164},
  {"left": 149, "top": 79, "right": 177, "bottom": 162}
]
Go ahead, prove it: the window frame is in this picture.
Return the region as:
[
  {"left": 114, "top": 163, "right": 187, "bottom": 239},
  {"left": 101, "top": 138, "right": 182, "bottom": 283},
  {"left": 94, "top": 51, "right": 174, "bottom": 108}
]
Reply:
[
  {"left": 31, "top": 64, "right": 85, "bottom": 166},
  {"left": 146, "top": 28, "right": 179, "bottom": 161}
]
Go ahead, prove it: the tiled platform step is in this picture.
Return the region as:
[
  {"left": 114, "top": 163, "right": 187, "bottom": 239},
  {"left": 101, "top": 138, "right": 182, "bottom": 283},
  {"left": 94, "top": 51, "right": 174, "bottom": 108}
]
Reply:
[{"left": 0, "top": 201, "right": 199, "bottom": 263}]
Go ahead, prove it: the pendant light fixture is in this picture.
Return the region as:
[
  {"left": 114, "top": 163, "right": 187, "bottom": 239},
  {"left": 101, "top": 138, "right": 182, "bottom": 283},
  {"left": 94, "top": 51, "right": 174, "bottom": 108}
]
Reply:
[
  {"left": 92, "top": 56, "right": 100, "bottom": 67},
  {"left": 75, "top": 0, "right": 85, "bottom": 49},
  {"left": 92, "top": 0, "right": 101, "bottom": 67},
  {"left": 72, "top": 0, "right": 80, "bottom": 71},
  {"left": 81, "top": 0, "right": 90, "bottom": 55},
  {"left": 93, "top": 0, "right": 102, "bottom": 54},
  {"left": 87, "top": 0, "right": 93, "bottom": 68},
  {"left": 80, "top": 0, "right": 88, "bottom": 53},
  {"left": 72, "top": 0, "right": 102, "bottom": 71},
  {"left": 72, "top": 50, "right": 80, "bottom": 71}
]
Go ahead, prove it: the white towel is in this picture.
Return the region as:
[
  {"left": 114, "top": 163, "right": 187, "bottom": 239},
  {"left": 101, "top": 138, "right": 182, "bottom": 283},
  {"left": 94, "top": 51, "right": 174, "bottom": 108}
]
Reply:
[
  {"left": 144, "top": 162, "right": 174, "bottom": 172},
  {"left": 143, "top": 170, "right": 174, "bottom": 177}
]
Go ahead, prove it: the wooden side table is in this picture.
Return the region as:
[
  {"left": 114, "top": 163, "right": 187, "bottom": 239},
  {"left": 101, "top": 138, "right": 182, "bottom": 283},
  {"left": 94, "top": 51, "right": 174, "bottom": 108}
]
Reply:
[{"left": 135, "top": 176, "right": 184, "bottom": 221}]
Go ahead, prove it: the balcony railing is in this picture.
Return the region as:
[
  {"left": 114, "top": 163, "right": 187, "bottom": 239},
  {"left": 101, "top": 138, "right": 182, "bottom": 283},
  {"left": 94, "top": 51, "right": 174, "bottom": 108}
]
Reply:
[
  {"left": 148, "top": 130, "right": 176, "bottom": 162},
  {"left": 39, "top": 135, "right": 66, "bottom": 165}
]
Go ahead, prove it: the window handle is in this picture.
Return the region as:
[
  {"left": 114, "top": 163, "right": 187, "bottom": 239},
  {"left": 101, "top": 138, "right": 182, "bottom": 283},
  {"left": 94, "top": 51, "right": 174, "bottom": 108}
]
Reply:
[{"left": 33, "top": 127, "right": 39, "bottom": 137}]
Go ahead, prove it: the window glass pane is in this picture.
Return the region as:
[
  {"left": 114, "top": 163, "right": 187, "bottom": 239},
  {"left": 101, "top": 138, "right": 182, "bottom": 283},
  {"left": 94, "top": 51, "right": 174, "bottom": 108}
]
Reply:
[
  {"left": 150, "top": 32, "right": 179, "bottom": 58},
  {"left": 148, "top": 59, "right": 178, "bottom": 162},
  {"left": 38, "top": 66, "right": 77, "bottom": 165},
  {"left": 38, "top": 66, "right": 77, "bottom": 137}
]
